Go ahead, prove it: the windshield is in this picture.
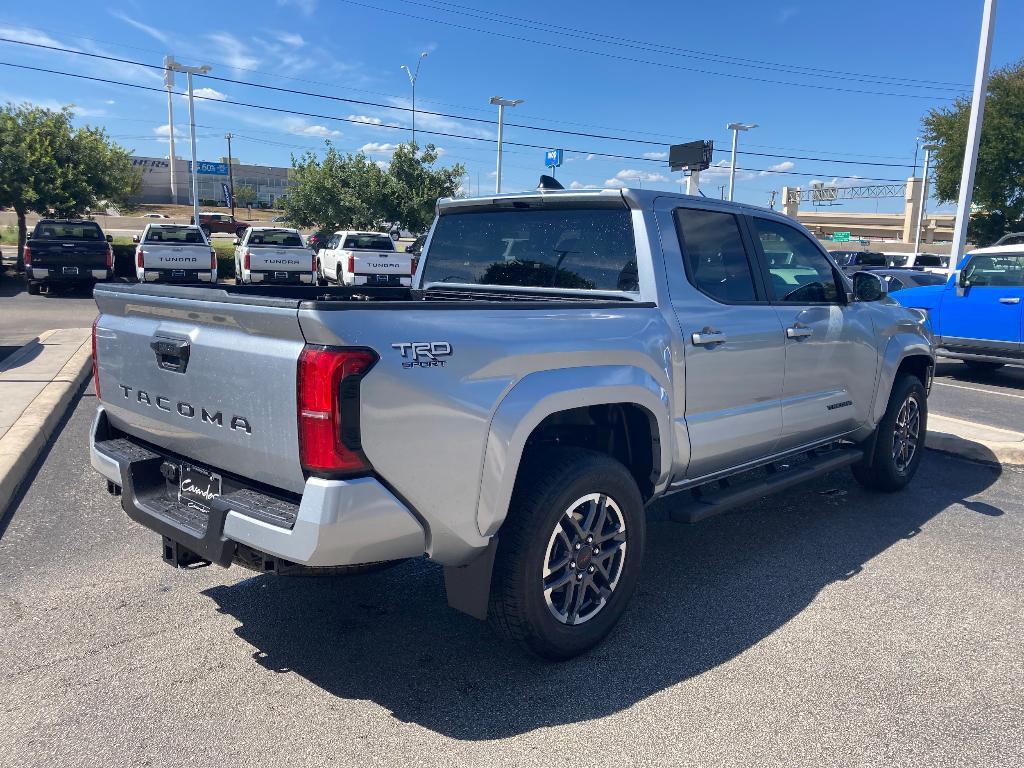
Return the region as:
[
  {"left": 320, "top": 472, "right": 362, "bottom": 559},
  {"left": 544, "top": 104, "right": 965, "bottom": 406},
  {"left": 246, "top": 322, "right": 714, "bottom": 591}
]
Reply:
[
  {"left": 249, "top": 230, "right": 305, "bottom": 247},
  {"left": 343, "top": 234, "right": 394, "bottom": 250},
  {"left": 33, "top": 222, "right": 103, "bottom": 240},
  {"left": 144, "top": 226, "right": 205, "bottom": 244},
  {"left": 422, "top": 207, "right": 638, "bottom": 292},
  {"left": 859, "top": 253, "right": 887, "bottom": 266},
  {"left": 914, "top": 255, "right": 948, "bottom": 267}
]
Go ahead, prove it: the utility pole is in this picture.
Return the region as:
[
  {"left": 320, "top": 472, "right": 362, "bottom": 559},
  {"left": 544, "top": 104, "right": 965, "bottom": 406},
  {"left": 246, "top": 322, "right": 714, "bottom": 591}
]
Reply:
[
  {"left": 163, "top": 57, "right": 178, "bottom": 204},
  {"left": 727, "top": 122, "right": 758, "bottom": 201},
  {"left": 401, "top": 52, "right": 428, "bottom": 148},
  {"left": 166, "top": 56, "right": 212, "bottom": 227},
  {"left": 718, "top": 184, "right": 726, "bottom": 200},
  {"left": 950, "top": 0, "right": 997, "bottom": 264},
  {"left": 768, "top": 190, "right": 777, "bottom": 210},
  {"left": 490, "top": 96, "right": 523, "bottom": 194},
  {"left": 225, "top": 132, "right": 236, "bottom": 218},
  {"left": 914, "top": 147, "right": 933, "bottom": 255}
]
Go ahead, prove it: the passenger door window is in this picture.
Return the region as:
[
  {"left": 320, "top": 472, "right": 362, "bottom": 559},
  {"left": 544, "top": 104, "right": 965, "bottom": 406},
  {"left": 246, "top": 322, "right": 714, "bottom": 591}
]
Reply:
[
  {"left": 674, "top": 208, "right": 759, "bottom": 303},
  {"left": 751, "top": 218, "right": 842, "bottom": 304},
  {"left": 962, "top": 254, "right": 1024, "bottom": 287}
]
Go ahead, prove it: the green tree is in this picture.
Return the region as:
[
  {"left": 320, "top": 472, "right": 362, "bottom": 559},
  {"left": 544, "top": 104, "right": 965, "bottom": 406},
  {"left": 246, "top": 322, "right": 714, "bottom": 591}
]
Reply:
[
  {"left": 233, "top": 184, "right": 257, "bottom": 208},
  {"left": 0, "top": 103, "right": 140, "bottom": 268},
  {"left": 922, "top": 61, "right": 1024, "bottom": 245},
  {"left": 281, "top": 142, "right": 391, "bottom": 232},
  {"left": 385, "top": 143, "right": 466, "bottom": 233}
]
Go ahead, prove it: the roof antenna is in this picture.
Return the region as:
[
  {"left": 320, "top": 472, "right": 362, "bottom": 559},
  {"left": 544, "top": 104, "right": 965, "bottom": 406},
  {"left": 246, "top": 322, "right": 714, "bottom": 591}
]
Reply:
[{"left": 537, "top": 174, "right": 564, "bottom": 191}]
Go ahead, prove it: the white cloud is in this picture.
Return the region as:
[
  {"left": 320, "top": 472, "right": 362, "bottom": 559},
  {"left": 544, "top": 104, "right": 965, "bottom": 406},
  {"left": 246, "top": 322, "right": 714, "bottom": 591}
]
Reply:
[
  {"left": 109, "top": 11, "right": 169, "bottom": 44},
  {"left": 187, "top": 87, "right": 228, "bottom": 101},
  {"left": 278, "top": 0, "right": 317, "bottom": 15},
  {"left": 348, "top": 114, "right": 384, "bottom": 125},
  {"left": 0, "top": 25, "right": 74, "bottom": 50},
  {"left": 569, "top": 181, "right": 587, "bottom": 189},
  {"left": 207, "top": 34, "right": 259, "bottom": 70},
  {"left": 643, "top": 151, "right": 668, "bottom": 160},
  {"left": 103, "top": 99, "right": 116, "bottom": 105},
  {"left": 154, "top": 123, "right": 186, "bottom": 141},
  {"left": 361, "top": 142, "right": 398, "bottom": 153},
  {"left": 275, "top": 31, "right": 306, "bottom": 47},
  {"left": 374, "top": 160, "right": 389, "bottom": 170},
  {"left": 585, "top": 154, "right": 596, "bottom": 161},
  {"left": 609, "top": 169, "right": 670, "bottom": 184},
  {"left": 295, "top": 124, "right": 341, "bottom": 137},
  {"left": 759, "top": 160, "right": 795, "bottom": 176}
]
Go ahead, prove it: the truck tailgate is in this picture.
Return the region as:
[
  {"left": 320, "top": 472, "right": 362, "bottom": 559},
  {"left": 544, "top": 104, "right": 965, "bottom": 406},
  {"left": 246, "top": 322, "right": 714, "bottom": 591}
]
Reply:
[
  {"left": 249, "top": 246, "right": 312, "bottom": 272},
  {"left": 93, "top": 287, "right": 307, "bottom": 494},
  {"left": 351, "top": 250, "right": 411, "bottom": 275},
  {"left": 142, "top": 244, "right": 211, "bottom": 270}
]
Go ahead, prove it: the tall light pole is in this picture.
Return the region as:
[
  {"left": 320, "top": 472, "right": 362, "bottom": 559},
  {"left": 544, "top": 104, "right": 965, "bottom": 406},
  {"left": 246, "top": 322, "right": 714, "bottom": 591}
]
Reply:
[
  {"left": 401, "top": 52, "right": 428, "bottom": 148},
  {"left": 914, "top": 146, "right": 933, "bottom": 256},
  {"left": 163, "top": 57, "right": 178, "bottom": 204},
  {"left": 225, "top": 133, "right": 236, "bottom": 218},
  {"left": 166, "top": 57, "right": 211, "bottom": 227},
  {"left": 726, "top": 122, "right": 758, "bottom": 201},
  {"left": 490, "top": 96, "right": 523, "bottom": 194},
  {"left": 951, "top": 0, "right": 997, "bottom": 264}
]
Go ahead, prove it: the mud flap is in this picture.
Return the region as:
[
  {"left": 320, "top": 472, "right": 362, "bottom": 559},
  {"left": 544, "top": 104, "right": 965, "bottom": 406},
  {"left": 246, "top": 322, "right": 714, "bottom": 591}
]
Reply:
[{"left": 443, "top": 538, "right": 498, "bottom": 621}]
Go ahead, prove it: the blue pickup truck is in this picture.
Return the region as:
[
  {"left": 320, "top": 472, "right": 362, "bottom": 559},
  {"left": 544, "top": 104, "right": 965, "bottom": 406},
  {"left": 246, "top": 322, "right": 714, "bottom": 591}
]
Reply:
[{"left": 894, "top": 244, "right": 1024, "bottom": 370}]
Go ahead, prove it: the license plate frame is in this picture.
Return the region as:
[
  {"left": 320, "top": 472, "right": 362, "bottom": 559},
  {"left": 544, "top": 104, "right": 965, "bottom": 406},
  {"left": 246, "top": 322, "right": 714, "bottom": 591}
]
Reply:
[
  {"left": 62, "top": 266, "right": 79, "bottom": 275},
  {"left": 274, "top": 271, "right": 289, "bottom": 280},
  {"left": 178, "top": 463, "right": 222, "bottom": 511},
  {"left": 171, "top": 269, "right": 186, "bottom": 278}
]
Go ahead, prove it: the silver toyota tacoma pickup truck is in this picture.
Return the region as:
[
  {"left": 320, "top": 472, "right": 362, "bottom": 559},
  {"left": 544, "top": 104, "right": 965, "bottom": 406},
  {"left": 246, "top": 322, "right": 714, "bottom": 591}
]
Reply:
[{"left": 89, "top": 183, "right": 933, "bottom": 659}]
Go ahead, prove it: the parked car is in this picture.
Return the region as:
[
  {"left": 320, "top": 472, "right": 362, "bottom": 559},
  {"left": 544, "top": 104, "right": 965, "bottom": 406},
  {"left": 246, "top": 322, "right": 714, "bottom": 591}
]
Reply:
[
  {"left": 234, "top": 227, "right": 315, "bottom": 285},
  {"left": 905, "top": 253, "right": 952, "bottom": 274},
  {"left": 866, "top": 269, "right": 948, "bottom": 293},
  {"left": 89, "top": 183, "right": 933, "bottom": 660},
  {"left": 191, "top": 211, "right": 249, "bottom": 238},
  {"left": 994, "top": 232, "right": 1024, "bottom": 246},
  {"left": 141, "top": 213, "right": 170, "bottom": 219},
  {"left": 133, "top": 224, "right": 217, "bottom": 284},
  {"left": 23, "top": 219, "right": 114, "bottom": 294},
  {"left": 895, "top": 244, "right": 1023, "bottom": 371},
  {"left": 316, "top": 230, "right": 412, "bottom": 287},
  {"left": 830, "top": 250, "right": 888, "bottom": 274}
]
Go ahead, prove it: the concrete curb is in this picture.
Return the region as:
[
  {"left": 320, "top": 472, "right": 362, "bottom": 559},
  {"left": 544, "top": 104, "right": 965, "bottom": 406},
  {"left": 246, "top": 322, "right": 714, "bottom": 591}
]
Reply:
[
  {"left": 0, "top": 332, "right": 93, "bottom": 515},
  {"left": 926, "top": 414, "right": 1024, "bottom": 467}
]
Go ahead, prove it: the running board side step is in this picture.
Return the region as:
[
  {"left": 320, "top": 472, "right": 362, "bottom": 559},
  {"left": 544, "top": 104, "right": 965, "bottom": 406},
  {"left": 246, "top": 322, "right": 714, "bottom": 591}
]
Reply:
[{"left": 669, "top": 446, "right": 864, "bottom": 524}]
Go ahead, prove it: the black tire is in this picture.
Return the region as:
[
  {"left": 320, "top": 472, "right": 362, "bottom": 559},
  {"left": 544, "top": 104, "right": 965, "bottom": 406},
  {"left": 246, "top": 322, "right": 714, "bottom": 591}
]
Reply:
[
  {"left": 27, "top": 281, "right": 40, "bottom": 295},
  {"left": 963, "top": 360, "right": 1004, "bottom": 372},
  {"left": 852, "top": 373, "right": 927, "bottom": 492},
  {"left": 488, "top": 448, "right": 646, "bottom": 660}
]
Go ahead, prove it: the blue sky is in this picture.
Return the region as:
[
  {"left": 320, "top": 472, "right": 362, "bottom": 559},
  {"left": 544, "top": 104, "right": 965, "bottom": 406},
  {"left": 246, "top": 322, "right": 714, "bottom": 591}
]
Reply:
[{"left": 0, "top": 0, "right": 1021, "bottom": 212}]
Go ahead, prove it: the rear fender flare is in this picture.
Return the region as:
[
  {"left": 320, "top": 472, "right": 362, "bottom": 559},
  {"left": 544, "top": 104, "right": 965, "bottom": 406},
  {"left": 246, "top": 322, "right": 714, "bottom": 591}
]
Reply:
[{"left": 476, "top": 365, "right": 671, "bottom": 539}]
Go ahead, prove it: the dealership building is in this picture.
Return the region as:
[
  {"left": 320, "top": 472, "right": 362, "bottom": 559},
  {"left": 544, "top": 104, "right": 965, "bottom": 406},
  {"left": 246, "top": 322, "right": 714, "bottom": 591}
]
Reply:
[{"left": 130, "top": 156, "right": 293, "bottom": 207}]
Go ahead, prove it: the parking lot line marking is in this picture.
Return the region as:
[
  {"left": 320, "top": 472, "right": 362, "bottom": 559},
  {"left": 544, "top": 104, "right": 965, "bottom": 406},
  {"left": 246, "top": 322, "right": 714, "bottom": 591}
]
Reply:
[{"left": 933, "top": 381, "right": 1024, "bottom": 400}]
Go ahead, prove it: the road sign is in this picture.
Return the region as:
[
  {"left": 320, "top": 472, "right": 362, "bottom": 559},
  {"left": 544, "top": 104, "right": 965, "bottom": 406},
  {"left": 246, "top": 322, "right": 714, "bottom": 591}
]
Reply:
[
  {"left": 833, "top": 231, "right": 851, "bottom": 242},
  {"left": 545, "top": 149, "right": 563, "bottom": 168}
]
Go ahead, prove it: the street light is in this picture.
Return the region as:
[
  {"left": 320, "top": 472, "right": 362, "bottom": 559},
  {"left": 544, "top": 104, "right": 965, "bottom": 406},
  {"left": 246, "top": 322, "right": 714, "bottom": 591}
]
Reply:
[
  {"left": 490, "top": 96, "right": 523, "bottom": 194},
  {"left": 162, "top": 57, "right": 178, "bottom": 205},
  {"left": 914, "top": 145, "right": 935, "bottom": 257},
  {"left": 401, "top": 52, "right": 428, "bottom": 148},
  {"left": 726, "top": 122, "right": 758, "bottom": 202},
  {"left": 166, "top": 56, "right": 211, "bottom": 227}
]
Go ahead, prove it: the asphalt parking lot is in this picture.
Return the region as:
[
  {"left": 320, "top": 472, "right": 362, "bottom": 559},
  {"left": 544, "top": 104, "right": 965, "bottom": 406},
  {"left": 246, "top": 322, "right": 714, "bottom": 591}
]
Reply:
[
  {"left": 930, "top": 361, "right": 1024, "bottom": 432},
  {"left": 0, "top": 271, "right": 99, "bottom": 362},
  {"left": 1, "top": 386, "right": 1021, "bottom": 767}
]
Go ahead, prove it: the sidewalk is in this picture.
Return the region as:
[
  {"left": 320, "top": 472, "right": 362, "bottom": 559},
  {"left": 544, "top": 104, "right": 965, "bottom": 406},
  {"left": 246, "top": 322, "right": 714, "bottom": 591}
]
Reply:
[
  {"left": 0, "top": 328, "right": 92, "bottom": 512},
  {"left": 926, "top": 413, "right": 1024, "bottom": 466}
]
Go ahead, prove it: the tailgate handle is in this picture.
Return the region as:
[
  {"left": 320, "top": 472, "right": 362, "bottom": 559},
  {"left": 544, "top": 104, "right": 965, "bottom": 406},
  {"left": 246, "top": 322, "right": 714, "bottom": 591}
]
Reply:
[{"left": 150, "top": 337, "right": 190, "bottom": 373}]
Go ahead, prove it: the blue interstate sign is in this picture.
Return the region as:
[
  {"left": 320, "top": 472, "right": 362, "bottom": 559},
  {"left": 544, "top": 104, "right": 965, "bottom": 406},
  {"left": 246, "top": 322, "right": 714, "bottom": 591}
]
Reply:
[{"left": 545, "top": 149, "right": 563, "bottom": 168}]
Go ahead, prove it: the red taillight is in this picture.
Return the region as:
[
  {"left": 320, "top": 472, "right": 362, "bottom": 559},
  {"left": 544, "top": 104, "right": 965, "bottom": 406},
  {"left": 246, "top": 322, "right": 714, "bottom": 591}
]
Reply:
[
  {"left": 312, "top": 254, "right": 317, "bottom": 273},
  {"left": 23, "top": 245, "right": 31, "bottom": 266},
  {"left": 136, "top": 248, "right": 144, "bottom": 268},
  {"left": 106, "top": 244, "right": 114, "bottom": 270},
  {"left": 297, "top": 346, "right": 377, "bottom": 474},
  {"left": 91, "top": 316, "right": 101, "bottom": 399},
  {"left": 347, "top": 253, "right": 355, "bottom": 274},
  {"left": 211, "top": 249, "right": 217, "bottom": 270},
  {"left": 243, "top": 250, "right": 251, "bottom": 271}
]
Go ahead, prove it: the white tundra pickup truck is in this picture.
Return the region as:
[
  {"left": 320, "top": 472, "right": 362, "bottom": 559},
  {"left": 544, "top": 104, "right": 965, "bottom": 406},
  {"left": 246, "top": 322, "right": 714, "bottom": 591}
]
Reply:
[
  {"left": 234, "top": 227, "right": 316, "bottom": 285},
  {"left": 90, "top": 182, "right": 933, "bottom": 659},
  {"left": 316, "top": 230, "right": 412, "bottom": 287},
  {"left": 134, "top": 224, "right": 217, "bottom": 284}
]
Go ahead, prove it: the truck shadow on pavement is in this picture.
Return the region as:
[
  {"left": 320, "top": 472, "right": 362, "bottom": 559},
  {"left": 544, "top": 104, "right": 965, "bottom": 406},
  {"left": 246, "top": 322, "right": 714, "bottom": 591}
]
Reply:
[{"left": 203, "top": 451, "right": 1002, "bottom": 740}]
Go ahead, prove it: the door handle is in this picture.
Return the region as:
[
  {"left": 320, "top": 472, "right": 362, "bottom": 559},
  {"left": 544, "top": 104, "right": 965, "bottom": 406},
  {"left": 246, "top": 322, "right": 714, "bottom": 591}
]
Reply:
[
  {"left": 999, "top": 297, "right": 1021, "bottom": 304},
  {"left": 691, "top": 329, "right": 728, "bottom": 346},
  {"left": 786, "top": 325, "right": 814, "bottom": 339}
]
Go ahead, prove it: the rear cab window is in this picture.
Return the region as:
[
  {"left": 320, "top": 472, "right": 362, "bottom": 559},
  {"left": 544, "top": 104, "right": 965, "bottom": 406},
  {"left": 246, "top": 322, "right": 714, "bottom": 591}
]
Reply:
[
  {"left": 674, "top": 208, "right": 758, "bottom": 303},
  {"left": 144, "top": 226, "right": 206, "bottom": 245},
  {"left": 343, "top": 234, "right": 395, "bottom": 251},
  {"left": 33, "top": 222, "right": 103, "bottom": 240},
  {"left": 421, "top": 206, "right": 638, "bottom": 292},
  {"left": 248, "top": 230, "right": 305, "bottom": 247}
]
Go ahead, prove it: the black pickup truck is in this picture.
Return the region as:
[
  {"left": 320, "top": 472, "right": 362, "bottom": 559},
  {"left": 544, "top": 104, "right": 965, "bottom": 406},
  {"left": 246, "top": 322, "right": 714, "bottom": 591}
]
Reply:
[{"left": 24, "top": 219, "right": 115, "bottom": 294}]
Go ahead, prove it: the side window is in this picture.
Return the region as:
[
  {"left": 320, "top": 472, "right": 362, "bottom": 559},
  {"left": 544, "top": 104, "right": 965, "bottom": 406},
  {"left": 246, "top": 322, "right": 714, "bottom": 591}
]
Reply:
[
  {"left": 962, "top": 254, "right": 1024, "bottom": 286},
  {"left": 327, "top": 235, "right": 340, "bottom": 250},
  {"left": 752, "top": 218, "right": 842, "bottom": 304},
  {"left": 674, "top": 208, "right": 758, "bottom": 303}
]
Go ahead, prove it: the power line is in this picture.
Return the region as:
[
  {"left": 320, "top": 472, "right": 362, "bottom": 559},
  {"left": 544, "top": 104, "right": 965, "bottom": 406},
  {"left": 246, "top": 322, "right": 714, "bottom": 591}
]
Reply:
[
  {"left": 0, "top": 59, "right": 912, "bottom": 184},
  {"left": 336, "top": 0, "right": 964, "bottom": 101},
  {"left": 396, "top": 0, "right": 970, "bottom": 91},
  {"left": 0, "top": 37, "right": 918, "bottom": 170}
]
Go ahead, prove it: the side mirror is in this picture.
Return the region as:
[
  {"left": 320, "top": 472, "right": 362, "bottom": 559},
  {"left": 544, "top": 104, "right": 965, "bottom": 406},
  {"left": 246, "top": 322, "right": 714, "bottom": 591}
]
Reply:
[
  {"left": 106, "top": 234, "right": 113, "bottom": 243},
  {"left": 233, "top": 238, "right": 241, "bottom": 246},
  {"left": 852, "top": 271, "right": 887, "bottom": 302},
  {"left": 132, "top": 234, "right": 141, "bottom": 244},
  {"left": 958, "top": 270, "right": 971, "bottom": 288}
]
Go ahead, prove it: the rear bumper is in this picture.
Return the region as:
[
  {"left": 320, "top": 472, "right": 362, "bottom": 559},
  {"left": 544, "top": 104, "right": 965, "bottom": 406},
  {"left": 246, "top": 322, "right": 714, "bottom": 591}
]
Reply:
[
  {"left": 138, "top": 269, "right": 216, "bottom": 283},
  {"left": 28, "top": 267, "right": 111, "bottom": 282},
  {"left": 351, "top": 274, "right": 412, "bottom": 287},
  {"left": 248, "top": 271, "right": 314, "bottom": 284},
  {"left": 90, "top": 407, "right": 425, "bottom": 568}
]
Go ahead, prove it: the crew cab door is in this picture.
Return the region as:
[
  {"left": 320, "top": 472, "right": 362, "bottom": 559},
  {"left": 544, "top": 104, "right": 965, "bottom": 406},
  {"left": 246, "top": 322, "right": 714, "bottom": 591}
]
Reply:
[
  {"left": 938, "top": 252, "right": 1024, "bottom": 356},
  {"left": 747, "top": 215, "right": 879, "bottom": 449},
  {"left": 659, "top": 202, "right": 785, "bottom": 479}
]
